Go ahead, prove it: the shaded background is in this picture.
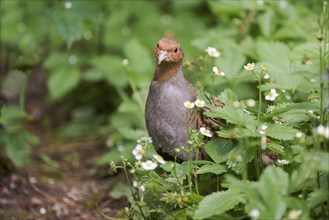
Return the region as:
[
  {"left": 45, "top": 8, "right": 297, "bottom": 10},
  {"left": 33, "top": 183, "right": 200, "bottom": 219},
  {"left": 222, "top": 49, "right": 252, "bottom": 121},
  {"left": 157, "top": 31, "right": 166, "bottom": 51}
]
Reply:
[
  {"left": 1, "top": 0, "right": 318, "bottom": 166},
  {"left": 0, "top": 0, "right": 325, "bottom": 219}
]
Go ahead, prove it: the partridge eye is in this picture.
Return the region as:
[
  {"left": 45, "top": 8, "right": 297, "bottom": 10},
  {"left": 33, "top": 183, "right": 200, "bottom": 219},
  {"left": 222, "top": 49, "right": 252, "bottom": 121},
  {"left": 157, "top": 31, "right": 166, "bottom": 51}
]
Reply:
[
  {"left": 174, "top": 48, "right": 178, "bottom": 53},
  {"left": 156, "top": 43, "right": 159, "bottom": 48}
]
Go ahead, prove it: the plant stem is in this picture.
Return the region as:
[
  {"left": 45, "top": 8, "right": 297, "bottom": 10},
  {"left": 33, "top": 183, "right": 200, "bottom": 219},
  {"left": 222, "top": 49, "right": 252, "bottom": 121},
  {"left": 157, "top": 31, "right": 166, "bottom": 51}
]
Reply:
[
  {"left": 254, "top": 148, "right": 261, "bottom": 180},
  {"left": 122, "top": 162, "right": 146, "bottom": 219},
  {"left": 257, "top": 77, "right": 262, "bottom": 121},
  {"left": 19, "top": 73, "right": 28, "bottom": 111},
  {"left": 216, "top": 175, "right": 219, "bottom": 192},
  {"left": 194, "top": 150, "right": 200, "bottom": 195},
  {"left": 254, "top": 72, "right": 262, "bottom": 180}
]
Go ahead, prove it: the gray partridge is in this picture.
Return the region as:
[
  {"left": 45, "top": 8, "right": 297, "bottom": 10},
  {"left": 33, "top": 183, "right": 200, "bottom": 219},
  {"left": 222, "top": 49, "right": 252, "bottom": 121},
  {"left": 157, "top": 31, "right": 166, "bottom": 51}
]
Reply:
[{"left": 145, "top": 38, "right": 223, "bottom": 162}]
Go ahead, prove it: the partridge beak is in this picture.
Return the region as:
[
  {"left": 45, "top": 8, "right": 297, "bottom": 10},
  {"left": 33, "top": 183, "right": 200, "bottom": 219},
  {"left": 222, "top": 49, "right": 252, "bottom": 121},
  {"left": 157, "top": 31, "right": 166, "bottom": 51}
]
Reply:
[{"left": 158, "top": 50, "right": 167, "bottom": 64}]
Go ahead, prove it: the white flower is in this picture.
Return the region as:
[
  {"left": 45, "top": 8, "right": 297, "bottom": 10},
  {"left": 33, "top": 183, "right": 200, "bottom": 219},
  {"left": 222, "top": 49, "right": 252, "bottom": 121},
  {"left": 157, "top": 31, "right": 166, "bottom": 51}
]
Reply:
[
  {"left": 247, "top": 99, "right": 256, "bottom": 107},
  {"left": 153, "top": 154, "right": 166, "bottom": 164},
  {"left": 265, "top": 89, "right": 279, "bottom": 101},
  {"left": 141, "top": 160, "right": 158, "bottom": 170},
  {"left": 244, "top": 63, "right": 255, "bottom": 71},
  {"left": 194, "top": 99, "right": 205, "bottom": 108},
  {"left": 212, "top": 66, "right": 225, "bottom": 76},
  {"left": 264, "top": 73, "right": 270, "bottom": 79},
  {"left": 200, "top": 127, "right": 212, "bottom": 137},
  {"left": 139, "top": 185, "right": 145, "bottom": 192},
  {"left": 64, "top": 1, "right": 72, "bottom": 9},
  {"left": 278, "top": 159, "right": 289, "bottom": 165},
  {"left": 317, "top": 125, "right": 329, "bottom": 138},
  {"left": 39, "top": 207, "right": 46, "bottom": 214},
  {"left": 132, "top": 144, "right": 144, "bottom": 160},
  {"left": 295, "top": 132, "right": 303, "bottom": 138},
  {"left": 205, "top": 47, "right": 220, "bottom": 57},
  {"left": 288, "top": 209, "right": 302, "bottom": 219},
  {"left": 184, "top": 101, "right": 195, "bottom": 109},
  {"left": 122, "top": 59, "right": 129, "bottom": 65},
  {"left": 133, "top": 180, "right": 138, "bottom": 187},
  {"left": 249, "top": 209, "right": 260, "bottom": 218},
  {"left": 259, "top": 125, "right": 267, "bottom": 135}
]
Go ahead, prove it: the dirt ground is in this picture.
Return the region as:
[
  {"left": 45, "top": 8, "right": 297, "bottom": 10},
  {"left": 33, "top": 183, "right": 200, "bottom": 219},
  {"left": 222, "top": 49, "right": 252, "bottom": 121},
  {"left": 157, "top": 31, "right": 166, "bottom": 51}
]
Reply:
[
  {"left": 0, "top": 69, "right": 129, "bottom": 219},
  {"left": 0, "top": 127, "right": 128, "bottom": 220}
]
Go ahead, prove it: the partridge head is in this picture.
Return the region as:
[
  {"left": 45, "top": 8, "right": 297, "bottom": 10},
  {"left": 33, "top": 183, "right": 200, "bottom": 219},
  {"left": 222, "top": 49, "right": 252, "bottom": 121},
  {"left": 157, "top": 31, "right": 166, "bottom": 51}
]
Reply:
[{"left": 145, "top": 38, "right": 223, "bottom": 162}]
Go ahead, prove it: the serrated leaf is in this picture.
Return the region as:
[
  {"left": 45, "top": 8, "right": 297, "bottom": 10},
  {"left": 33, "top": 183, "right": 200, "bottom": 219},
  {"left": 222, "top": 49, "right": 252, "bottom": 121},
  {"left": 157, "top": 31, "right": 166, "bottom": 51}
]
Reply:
[
  {"left": 205, "top": 105, "right": 256, "bottom": 131},
  {"left": 227, "top": 143, "right": 255, "bottom": 174},
  {"left": 52, "top": 10, "right": 84, "bottom": 47},
  {"left": 197, "top": 164, "right": 227, "bottom": 175},
  {"left": 218, "top": 89, "right": 238, "bottom": 105},
  {"left": 47, "top": 67, "right": 81, "bottom": 100},
  {"left": 266, "top": 124, "right": 298, "bottom": 140},
  {"left": 307, "top": 188, "right": 328, "bottom": 208},
  {"left": 205, "top": 138, "right": 234, "bottom": 163},
  {"left": 281, "top": 112, "right": 311, "bottom": 126},
  {"left": 267, "top": 143, "right": 285, "bottom": 154},
  {"left": 215, "top": 47, "right": 246, "bottom": 79},
  {"left": 258, "top": 166, "right": 289, "bottom": 219},
  {"left": 256, "top": 41, "right": 290, "bottom": 69},
  {"left": 266, "top": 102, "right": 319, "bottom": 118},
  {"left": 194, "top": 190, "right": 242, "bottom": 219}
]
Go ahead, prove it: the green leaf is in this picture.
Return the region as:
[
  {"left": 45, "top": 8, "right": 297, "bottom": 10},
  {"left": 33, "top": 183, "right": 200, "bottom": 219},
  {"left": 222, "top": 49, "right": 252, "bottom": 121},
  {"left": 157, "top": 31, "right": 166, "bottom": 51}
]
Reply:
[
  {"left": 266, "top": 102, "right": 319, "bottom": 118},
  {"left": 280, "top": 110, "right": 312, "bottom": 126},
  {"left": 307, "top": 188, "right": 329, "bottom": 208},
  {"left": 256, "top": 41, "right": 290, "bottom": 69},
  {"left": 267, "top": 143, "right": 285, "bottom": 154},
  {"left": 123, "top": 39, "right": 152, "bottom": 73},
  {"left": 52, "top": 10, "right": 84, "bottom": 47},
  {"left": 259, "top": 166, "right": 289, "bottom": 196},
  {"left": 227, "top": 143, "right": 255, "bottom": 174},
  {"left": 205, "top": 138, "right": 234, "bottom": 163},
  {"left": 89, "top": 55, "right": 128, "bottom": 88},
  {"left": 123, "top": 38, "right": 153, "bottom": 87},
  {"left": 1, "top": 70, "right": 27, "bottom": 97},
  {"left": 266, "top": 124, "right": 298, "bottom": 140},
  {"left": 188, "top": 193, "right": 204, "bottom": 204},
  {"left": 6, "top": 138, "right": 31, "bottom": 167},
  {"left": 205, "top": 105, "right": 256, "bottom": 131},
  {"left": 258, "top": 9, "right": 275, "bottom": 38},
  {"left": 47, "top": 67, "right": 81, "bottom": 100},
  {"left": 258, "top": 166, "right": 289, "bottom": 219},
  {"left": 110, "top": 183, "right": 131, "bottom": 199},
  {"left": 0, "top": 105, "right": 26, "bottom": 126},
  {"left": 215, "top": 46, "right": 246, "bottom": 79},
  {"left": 194, "top": 190, "right": 242, "bottom": 219},
  {"left": 197, "top": 164, "right": 227, "bottom": 175},
  {"left": 218, "top": 89, "right": 239, "bottom": 105}
]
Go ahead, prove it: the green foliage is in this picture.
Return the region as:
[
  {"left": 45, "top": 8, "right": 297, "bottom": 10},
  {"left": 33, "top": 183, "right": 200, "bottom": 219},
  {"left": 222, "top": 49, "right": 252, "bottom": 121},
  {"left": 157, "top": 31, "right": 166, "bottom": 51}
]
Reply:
[
  {"left": 52, "top": 9, "right": 84, "bottom": 48},
  {"left": 1, "top": 0, "right": 329, "bottom": 219},
  {"left": 194, "top": 189, "right": 243, "bottom": 219},
  {"left": 47, "top": 67, "right": 81, "bottom": 100},
  {"left": 0, "top": 106, "right": 39, "bottom": 167}
]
